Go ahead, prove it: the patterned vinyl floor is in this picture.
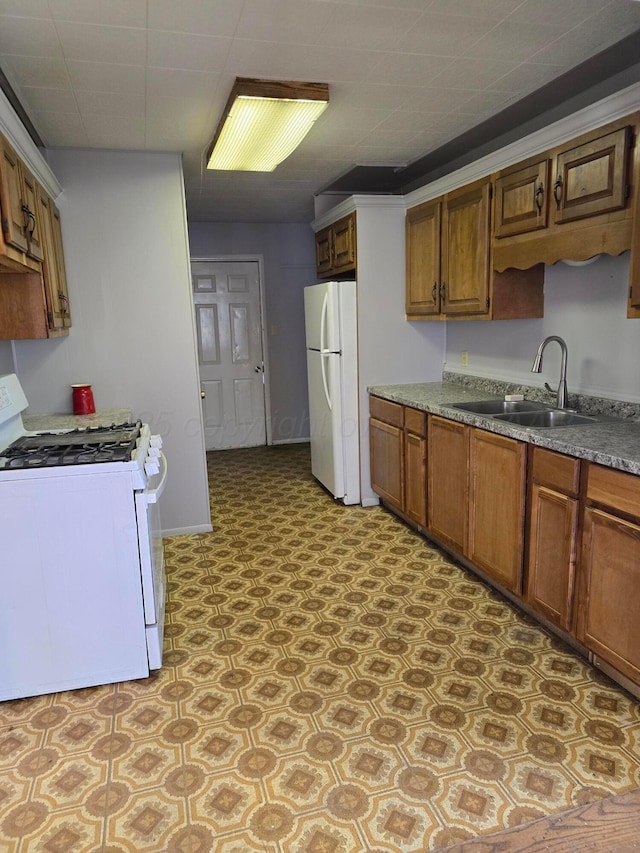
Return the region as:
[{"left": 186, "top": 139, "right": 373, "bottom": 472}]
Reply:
[{"left": 1, "top": 443, "right": 639, "bottom": 853}]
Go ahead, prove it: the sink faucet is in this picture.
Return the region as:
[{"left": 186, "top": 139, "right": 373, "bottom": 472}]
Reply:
[{"left": 531, "top": 335, "right": 568, "bottom": 409}]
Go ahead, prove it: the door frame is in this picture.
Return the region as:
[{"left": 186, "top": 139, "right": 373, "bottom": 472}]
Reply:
[{"left": 190, "top": 255, "right": 272, "bottom": 447}]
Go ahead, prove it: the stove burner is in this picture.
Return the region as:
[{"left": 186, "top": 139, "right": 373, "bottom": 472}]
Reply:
[{"left": 2, "top": 421, "right": 143, "bottom": 469}]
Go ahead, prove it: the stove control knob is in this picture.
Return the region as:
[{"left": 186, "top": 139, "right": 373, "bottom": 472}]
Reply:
[
  {"left": 145, "top": 459, "right": 160, "bottom": 476},
  {"left": 150, "top": 435, "right": 163, "bottom": 448},
  {"left": 147, "top": 447, "right": 161, "bottom": 457}
]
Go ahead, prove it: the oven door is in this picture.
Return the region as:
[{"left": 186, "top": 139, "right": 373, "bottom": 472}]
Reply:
[{"left": 135, "top": 451, "right": 168, "bottom": 669}]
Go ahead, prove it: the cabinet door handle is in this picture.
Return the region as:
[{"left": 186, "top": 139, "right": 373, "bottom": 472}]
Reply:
[
  {"left": 439, "top": 282, "right": 446, "bottom": 302},
  {"left": 553, "top": 174, "right": 563, "bottom": 209},
  {"left": 22, "top": 204, "right": 36, "bottom": 237},
  {"left": 534, "top": 181, "right": 544, "bottom": 212},
  {"left": 431, "top": 282, "right": 438, "bottom": 303},
  {"left": 58, "top": 291, "right": 68, "bottom": 314}
]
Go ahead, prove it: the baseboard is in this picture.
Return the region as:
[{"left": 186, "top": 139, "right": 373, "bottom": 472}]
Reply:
[
  {"left": 270, "top": 438, "right": 310, "bottom": 445},
  {"left": 162, "top": 524, "right": 213, "bottom": 537}
]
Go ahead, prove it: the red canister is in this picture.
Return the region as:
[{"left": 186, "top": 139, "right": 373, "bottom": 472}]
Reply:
[{"left": 71, "top": 384, "right": 96, "bottom": 415}]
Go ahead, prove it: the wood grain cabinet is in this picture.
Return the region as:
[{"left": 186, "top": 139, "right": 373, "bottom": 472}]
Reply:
[
  {"left": 315, "top": 212, "right": 356, "bottom": 278},
  {"left": 404, "top": 407, "right": 427, "bottom": 527},
  {"left": 493, "top": 115, "right": 637, "bottom": 275},
  {"left": 468, "top": 428, "right": 527, "bottom": 595},
  {"left": 0, "top": 133, "right": 71, "bottom": 339},
  {"left": 494, "top": 158, "right": 549, "bottom": 238},
  {"left": 369, "top": 396, "right": 404, "bottom": 512},
  {"left": 576, "top": 464, "right": 640, "bottom": 685},
  {"left": 427, "top": 415, "right": 468, "bottom": 554},
  {"left": 525, "top": 447, "right": 580, "bottom": 630},
  {"left": 369, "top": 396, "right": 427, "bottom": 525},
  {"left": 406, "top": 178, "right": 544, "bottom": 321},
  {"left": 0, "top": 135, "right": 43, "bottom": 272}
]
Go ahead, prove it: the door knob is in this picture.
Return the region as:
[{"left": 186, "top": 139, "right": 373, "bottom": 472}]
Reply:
[
  {"left": 255, "top": 365, "right": 263, "bottom": 373},
  {"left": 200, "top": 390, "right": 205, "bottom": 399}
]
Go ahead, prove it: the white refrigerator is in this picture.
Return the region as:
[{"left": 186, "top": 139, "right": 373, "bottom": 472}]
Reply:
[{"left": 304, "top": 280, "right": 360, "bottom": 505}]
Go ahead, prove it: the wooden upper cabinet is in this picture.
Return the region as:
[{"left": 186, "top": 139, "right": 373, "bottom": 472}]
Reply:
[
  {"left": 494, "top": 158, "right": 549, "bottom": 238},
  {"left": 315, "top": 227, "right": 332, "bottom": 276},
  {"left": 552, "top": 126, "right": 632, "bottom": 224},
  {"left": 315, "top": 212, "right": 356, "bottom": 278},
  {"left": 442, "top": 178, "right": 491, "bottom": 316},
  {"left": 37, "top": 186, "right": 71, "bottom": 332},
  {"left": 405, "top": 199, "right": 441, "bottom": 316},
  {"left": 0, "top": 135, "right": 30, "bottom": 255},
  {"left": 20, "top": 164, "right": 44, "bottom": 261}
]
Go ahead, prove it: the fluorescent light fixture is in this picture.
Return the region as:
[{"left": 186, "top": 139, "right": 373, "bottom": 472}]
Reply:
[{"left": 206, "top": 78, "right": 329, "bottom": 172}]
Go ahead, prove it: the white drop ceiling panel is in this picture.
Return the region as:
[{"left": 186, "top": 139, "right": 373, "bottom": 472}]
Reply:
[{"left": 0, "top": 0, "right": 638, "bottom": 222}]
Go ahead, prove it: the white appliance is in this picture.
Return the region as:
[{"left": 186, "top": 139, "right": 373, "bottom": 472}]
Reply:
[
  {"left": 0, "top": 374, "right": 167, "bottom": 702},
  {"left": 304, "top": 280, "right": 360, "bottom": 505}
]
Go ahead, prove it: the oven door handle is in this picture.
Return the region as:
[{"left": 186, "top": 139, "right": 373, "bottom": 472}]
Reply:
[{"left": 145, "top": 451, "right": 168, "bottom": 504}]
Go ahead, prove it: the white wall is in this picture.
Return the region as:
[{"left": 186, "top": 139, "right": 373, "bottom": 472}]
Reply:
[
  {"left": 445, "top": 252, "right": 640, "bottom": 403},
  {"left": 354, "top": 200, "right": 446, "bottom": 503},
  {"left": 188, "top": 222, "right": 316, "bottom": 442},
  {"left": 12, "top": 149, "right": 211, "bottom": 535}
]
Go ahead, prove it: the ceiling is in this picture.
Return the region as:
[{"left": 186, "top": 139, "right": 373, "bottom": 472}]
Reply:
[{"left": 1, "top": 0, "right": 640, "bottom": 224}]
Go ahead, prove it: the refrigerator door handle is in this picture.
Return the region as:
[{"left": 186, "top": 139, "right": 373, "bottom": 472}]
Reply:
[
  {"left": 320, "top": 352, "right": 332, "bottom": 410},
  {"left": 319, "top": 292, "right": 329, "bottom": 353}
]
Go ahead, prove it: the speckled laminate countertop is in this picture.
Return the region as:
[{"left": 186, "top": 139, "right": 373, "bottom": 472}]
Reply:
[
  {"left": 368, "top": 382, "right": 640, "bottom": 476},
  {"left": 23, "top": 409, "right": 133, "bottom": 431}
]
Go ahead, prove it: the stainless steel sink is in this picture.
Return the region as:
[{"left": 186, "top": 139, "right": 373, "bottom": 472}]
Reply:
[
  {"left": 448, "top": 399, "right": 552, "bottom": 415},
  {"left": 493, "top": 410, "right": 598, "bottom": 428}
]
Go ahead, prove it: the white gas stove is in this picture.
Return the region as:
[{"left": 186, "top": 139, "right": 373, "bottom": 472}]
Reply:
[{"left": 0, "top": 374, "right": 168, "bottom": 701}]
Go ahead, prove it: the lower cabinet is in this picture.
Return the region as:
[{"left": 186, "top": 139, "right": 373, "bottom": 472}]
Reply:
[
  {"left": 404, "top": 408, "right": 427, "bottom": 527},
  {"left": 369, "top": 394, "right": 640, "bottom": 692},
  {"left": 369, "top": 397, "right": 404, "bottom": 511},
  {"left": 525, "top": 447, "right": 580, "bottom": 630},
  {"left": 369, "top": 396, "right": 427, "bottom": 524},
  {"left": 576, "top": 464, "right": 640, "bottom": 685},
  {"left": 427, "top": 415, "right": 467, "bottom": 553},
  {"left": 468, "top": 428, "right": 527, "bottom": 594}
]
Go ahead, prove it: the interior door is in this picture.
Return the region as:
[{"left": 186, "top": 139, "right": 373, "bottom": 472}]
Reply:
[{"left": 191, "top": 260, "right": 266, "bottom": 450}]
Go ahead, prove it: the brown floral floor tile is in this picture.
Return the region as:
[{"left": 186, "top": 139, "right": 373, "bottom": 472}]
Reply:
[{"left": 1, "top": 443, "right": 640, "bottom": 852}]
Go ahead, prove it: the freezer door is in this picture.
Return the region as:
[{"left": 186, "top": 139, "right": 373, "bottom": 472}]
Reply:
[
  {"left": 304, "top": 281, "right": 340, "bottom": 352},
  {"left": 306, "top": 348, "right": 344, "bottom": 499}
]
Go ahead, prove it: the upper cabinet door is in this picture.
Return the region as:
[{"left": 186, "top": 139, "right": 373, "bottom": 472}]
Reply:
[
  {"left": 20, "top": 165, "right": 44, "bottom": 261},
  {"left": 405, "top": 199, "right": 441, "bottom": 316},
  {"left": 494, "top": 158, "right": 549, "bottom": 238},
  {"left": 331, "top": 214, "right": 356, "bottom": 273},
  {"left": 442, "top": 178, "right": 491, "bottom": 316},
  {"left": 552, "top": 126, "right": 632, "bottom": 224},
  {"left": 0, "top": 136, "right": 29, "bottom": 254}
]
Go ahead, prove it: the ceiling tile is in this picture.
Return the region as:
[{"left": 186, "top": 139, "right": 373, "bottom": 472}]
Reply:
[
  {"left": 48, "top": 0, "right": 147, "bottom": 27},
  {"left": 428, "top": 57, "right": 519, "bottom": 90},
  {"left": 28, "top": 109, "right": 88, "bottom": 146},
  {"left": 148, "top": 0, "right": 245, "bottom": 37},
  {"left": 75, "top": 89, "right": 145, "bottom": 117},
  {"left": 426, "top": 0, "right": 524, "bottom": 18},
  {"left": 145, "top": 67, "right": 222, "bottom": 101},
  {"left": 314, "top": 4, "right": 424, "bottom": 50},
  {"left": 147, "top": 30, "right": 231, "bottom": 72},
  {"left": 235, "top": 0, "right": 336, "bottom": 43},
  {"left": 0, "top": 0, "right": 51, "bottom": 17},
  {"left": 329, "top": 82, "right": 414, "bottom": 111},
  {"left": 55, "top": 21, "right": 146, "bottom": 64},
  {"left": 224, "top": 39, "right": 380, "bottom": 82},
  {"left": 0, "top": 54, "right": 70, "bottom": 88},
  {"left": 364, "top": 53, "right": 450, "bottom": 87},
  {"left": 488, "top": 62, "right": 568, "bottom": 94},
  {"left": 66, "top": 60, "right": 146, "bottom": 94},
  {"left": 82, "top": 113, "right": 145, "bottom": 148},
  {"left": 402, "top": 86, "right": 481, "bottom": 112},
  {"left": 455, "top": 89, "right": 523, "bottom": 115},
  {"left": 0, "top": 15, "right": 63, "bottom": 56},
  {"left": 507, "top": 0, "right": 613, "bottom": 26},
  {"left": 467, "top": 20, "right": 571, "bottom": 62},
  {"left": 391, "top": 11, "right": 497, "bottom": 54},
  {"left": 20, "top": 85, "right": 78, "bottom": 113}
]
